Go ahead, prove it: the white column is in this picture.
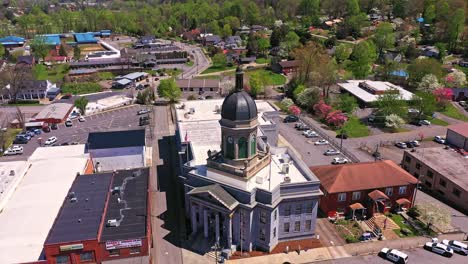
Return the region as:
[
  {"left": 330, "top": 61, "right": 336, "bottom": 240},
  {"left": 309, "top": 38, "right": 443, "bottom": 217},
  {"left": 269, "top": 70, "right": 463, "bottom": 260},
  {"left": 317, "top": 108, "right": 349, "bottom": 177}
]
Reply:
[
  {"left": 191, "top": 205, "right": 198, "bottom": 234},
  {"left": 204, "top": 208, "right": 209, "bottom": 238},
  {"left": 215, "top": 212, "right": 220, "bottom": 243},
  {"left": 227, "top": 216, "right": 232, "bottom": 248}
]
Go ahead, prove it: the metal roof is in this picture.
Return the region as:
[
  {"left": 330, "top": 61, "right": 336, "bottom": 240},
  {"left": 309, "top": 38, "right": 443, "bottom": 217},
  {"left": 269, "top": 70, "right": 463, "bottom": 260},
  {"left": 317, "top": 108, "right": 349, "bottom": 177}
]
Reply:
[
  {"left": 115, "top": 79, "right": 132, "bottom": 86},
  {"left": 34, "top": 103, "right": 73, "bottom": 120},
  {"left": 188, "top": 184, "right": 239, "bottom": 210},
  {"left": 122, "top": 72, "right": 147, "bottom": 80},
  {"left": 45, "top": 173, "right": 113, "bottom": 244}
]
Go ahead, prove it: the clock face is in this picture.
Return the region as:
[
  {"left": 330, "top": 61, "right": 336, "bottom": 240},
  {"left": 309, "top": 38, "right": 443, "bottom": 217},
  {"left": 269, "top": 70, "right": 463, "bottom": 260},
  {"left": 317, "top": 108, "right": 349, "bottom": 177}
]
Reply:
[{"left": 227, "top": 136, "right": 233, "bottom": 143}]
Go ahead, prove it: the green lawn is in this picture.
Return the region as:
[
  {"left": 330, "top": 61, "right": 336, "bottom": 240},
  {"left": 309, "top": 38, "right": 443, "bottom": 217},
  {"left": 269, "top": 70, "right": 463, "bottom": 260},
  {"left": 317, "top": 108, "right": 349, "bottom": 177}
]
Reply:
[
  {"left": 201, "top": 65, "right": 236, "bottom": 74},
  {"left": 389, "top": 214, "right": 419, "bottom": 237},
  {"left": 5, "top": 101, "right": 41, "bottom": 106},
  {"left": 194, "top": 75, "right": 221, "bottom": 80},
  {"left": 438, "top": 104, "right": 468, "bottom": 121},
  {"left": 428, "top": 117, "right": 449, "bottom": 126},
  {"left": 97, "top": 71, "right": 115, "bottom": 80},
  {"left": 1, "top": 128, "right": 22, "bottom": 154},
  {"left": 255, "top": 57, "right": 270, "bottom": 64},
  {"left": 185, "top": 60, "right": 194, "bottom": 67},
  {"left": 246, "top": 69, "right": 287, "bottom": 86},
  {"left": 62, "top": 82, "right": 102, "bottom": 95},
  {"left": 341, "top": 116, "right": 370, "bottom": 138},
  {"left": 33, "top": 64, "right": 69, "bottom": 83}
]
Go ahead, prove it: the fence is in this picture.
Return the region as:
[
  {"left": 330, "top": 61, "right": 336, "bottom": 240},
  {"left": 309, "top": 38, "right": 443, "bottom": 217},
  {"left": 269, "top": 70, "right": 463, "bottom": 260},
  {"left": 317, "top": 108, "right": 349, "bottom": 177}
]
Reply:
[{"left": 299, "top": 114, "right": 360, "bottom": 163}]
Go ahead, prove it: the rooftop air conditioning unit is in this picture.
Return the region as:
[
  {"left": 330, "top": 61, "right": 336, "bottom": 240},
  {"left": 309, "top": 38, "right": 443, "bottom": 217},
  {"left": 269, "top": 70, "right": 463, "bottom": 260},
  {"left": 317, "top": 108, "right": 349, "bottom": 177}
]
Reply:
[
  {"left": 256, "top": 176, "right": 264, "bottom": 184},
  {"left": 281, "top": 163, "right": 290, "bottom": 174},
  {"left": 70, "top": 197, "right": 77, "bottom": 203},
  {"left": 107, "top": 219, "right": 118, "bottom": 227},
  {"left": 9, "top": 170, "right": 15, "bottom": 176},
  {"left": 112, "top": 186, "right": 121, "bottom": 195},
  {"left": 283, "top": 176, "right": 291, "bottom": 183}
]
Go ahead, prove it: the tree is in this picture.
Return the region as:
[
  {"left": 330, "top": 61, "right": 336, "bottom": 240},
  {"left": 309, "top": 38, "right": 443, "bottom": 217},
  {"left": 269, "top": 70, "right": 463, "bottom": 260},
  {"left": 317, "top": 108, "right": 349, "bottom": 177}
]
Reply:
[
  {"left": 417, "top": 74, "right": 440, "bottom": 92},
  {"left": 58, "top": 44, "right": 67, "bottom": 57},
  {"left": 136, "top": 89, "right": 155, "bottom": 105},
  {"left": 445, "top": 71, "right": 466, "bottom": 88},
  {"left": 392, "top": 0, "right": 408, "bottom": 18},
  {"left": 375, "top": 92, "right": 408, "bottom": 118},
  {"left": 433, "top": 88, "right": 453, "bottom": 109},
  {"left": 292, "top": 84, "right": 306, "bottom": 100},
  {"left": 73, "top": 45, "right": 81, "bottom": 61},
  {"left": 0, "top": 65, "right": 33, "bottom": 103},
  {"left": 348, "top": 40, "right": 377, "bottom": 78},
  {"left": 411, "top": 92, "right": 437, "bottom": 118},
  {"left": 326, "top": 110, "right": 348, "bottom": 127},
  {"left": 373, "top": 22, "right": 395, "bottom": 57},
  {"left": 212, "top": 53, "right": 227, "bottom": 68},
  {"left": 222, "top": 24, "right": 232, "bottom": 38},
  {"left": 385, "top": 114, "right": 405, "bottom": 128},
  {"left": 296, "top": 87, "right": 321, "bottom": 111},
  {"left": 337, "top": 94, "right": 358, "bottom": 113},
  {"left": 289, "top": 105, "right": 301, "bottom": 116},
  {"left": 346, "top": 0, "right": 360, "bottom": 16},
  {"left": 423, "top": 4, "right": 436, "bottom": 24},
  {"left": 30, "top": 36, "right": 49, "bottom": 61},
  {"left": 447, "top": 9, "right": 465, "bottom": 51},
  {"left": 282, "top": 31, "right": 300, "bottom": 54},
  {"left": 281, "top": 98, "right": 294, "bottom": 109},
  {"left": 270, "top": 24, "right": 289, "bottom": 47},
  {"left": 247, "top": 32, "right": 259, "bottom": 56},
  {"left": 298, "top": 0, "right": 320, "bottom": 17},
  {"left": 158, "top": 78, "right": 181, "bottom": 103},
  {"left": 376, "top": 59, "right": 400, "bottom": 81},
  {"left": 407, "top": 58, "right": 444, "bottom": 87},
  {"left": 249, "top": 74, "right": 264, "bottom": 98},
  {"left": 0, "top": 44, "right": 4, "bottom": 58},
  {"left": 335, "top": 44, "right": 352, "bottom": 63},
  {"left": 74, "top": 96, "right": 89, "bottom": 115},
  {"left": 313, "top": 100, "right": 332, "bottom": 119},
  {"left": 257, "top": 38, "right": 271, "bottom": 57},
  {"left": 246, "top": 2, "right": 260, "bottom": 25}
]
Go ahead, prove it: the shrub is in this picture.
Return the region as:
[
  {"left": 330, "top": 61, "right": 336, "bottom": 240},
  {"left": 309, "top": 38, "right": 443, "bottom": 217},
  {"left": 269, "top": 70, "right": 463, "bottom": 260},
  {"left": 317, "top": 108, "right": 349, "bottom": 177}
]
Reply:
[
  {"left": 345, "top": 235, "right": 359, "bottom": 243},
  {"left": 8, "top": 100, "right": 39, "bottom": 105},
  {"left": 407, "top": 207, "right": 420, "bottom": 218},
  {"left": 187, "top": 95, "right": 197, "bottom": 100},
  {"left": 401, "top": 228, "right": 412, "bottom": 236}
]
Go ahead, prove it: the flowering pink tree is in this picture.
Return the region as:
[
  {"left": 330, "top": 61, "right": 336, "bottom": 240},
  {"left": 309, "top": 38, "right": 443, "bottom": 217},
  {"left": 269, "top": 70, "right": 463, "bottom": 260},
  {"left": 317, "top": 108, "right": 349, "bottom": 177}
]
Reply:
[
  {"left": 326, "top": 110, "right": 348, "bottom": 127},
  {"left": 313, "top": 100, "right": 332, "bottom": 119},
  {"left": 433, "top": 88, "right": 453, "bottom": 109},
  {"left": 289, "top": 105, "right": 301, "bottom": 116}
]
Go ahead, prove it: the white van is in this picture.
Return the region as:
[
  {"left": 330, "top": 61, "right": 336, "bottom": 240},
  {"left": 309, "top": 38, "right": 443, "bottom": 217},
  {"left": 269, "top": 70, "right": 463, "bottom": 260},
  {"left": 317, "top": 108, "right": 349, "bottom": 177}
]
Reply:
[
  {"left": 3, "top": 146, "right": 24, "bottom": 155},
  {"left": 380, "top": 248, "right": 408, "bottom": 263}
]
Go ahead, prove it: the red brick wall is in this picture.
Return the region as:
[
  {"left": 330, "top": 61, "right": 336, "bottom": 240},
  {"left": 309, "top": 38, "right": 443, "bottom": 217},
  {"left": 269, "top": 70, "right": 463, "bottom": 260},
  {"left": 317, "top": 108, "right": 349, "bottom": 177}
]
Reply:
[
  {"left": 99, "top": 238, "right": 150, "bottom": 261},
  {"left": 44, "top": 239, "right": 101, "bottom": 264}
]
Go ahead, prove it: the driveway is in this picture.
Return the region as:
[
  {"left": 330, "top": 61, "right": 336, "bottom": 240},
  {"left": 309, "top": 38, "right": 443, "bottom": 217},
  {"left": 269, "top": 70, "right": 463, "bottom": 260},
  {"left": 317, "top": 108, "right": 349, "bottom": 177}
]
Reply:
[{"left": 316, "top": 219, "right": 346, "bottom": 247}]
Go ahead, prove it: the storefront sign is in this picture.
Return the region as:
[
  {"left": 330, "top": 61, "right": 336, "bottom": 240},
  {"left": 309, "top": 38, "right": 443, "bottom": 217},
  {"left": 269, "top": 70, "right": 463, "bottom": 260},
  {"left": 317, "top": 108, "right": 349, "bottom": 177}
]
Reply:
[
  {"left": 105, "top": 239, "right": 142, "bottom": 250},
  {"left": 60, "top": 244, "right": 84, "bottom": 251}
]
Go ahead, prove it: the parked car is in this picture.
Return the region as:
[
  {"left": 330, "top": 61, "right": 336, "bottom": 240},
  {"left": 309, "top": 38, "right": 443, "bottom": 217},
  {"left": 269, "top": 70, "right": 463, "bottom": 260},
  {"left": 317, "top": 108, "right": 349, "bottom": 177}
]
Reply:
[
  {"left": 26, "top": 131, "right": 35, "bottom": 137},
  {"left": 16, "top": 134, "right": 31, "bottom": 141},
  {"left": 314, "top": 139, "right": 329, "bottom": 145},
  {"left": 78, "top": 116, "right": 85, "bottom": 122},
  {"left": 419, "top": 119, "right": 431, "bottom": 126},
  {"left": 442, "top": 240, "right": 468, "bottom": 255},
  {"left": 51, "top": 123, "right": 58, "bottom": 130},
  {"left": 434, "top": 136, "right": 446, "bottom": 144},
  {"left": 3, "top": 146, "right": 24, "bottom": 155},
  {"left": 405, "top": 141, "right": 416, "bottom": 148},
  {"left": 395, "top": 142, "right": 407, "bottom": 149},
  {"left": 32, "top": 128, "right": 42, "bottom": 135},
  {"left": 295, "top": 123, "right": 310, "bottom": 131},
  {"left": 13, "top": 137, "right": 28, "bottom": 144},
  {"left": 424, "top": 241, "right": 453, "bottom": 257},
  {"left": 332, "top": 157, "right": 348, "bottom": 164},
  {"left": 368, "top": 114, "right": 376, "bottom": 122},
  {"left": 324, "top": 149, "right": 341, "bottom": 156},
  {"left": 45, "top": 136, "right": 58, "bottom": 145},
  {"left": 379, "top": 248, "right": 409, "bottom": 263},
  {"left": 137, "top": 109, "right": 151, "bottom": 115},
  {"left": 69, "top": 114, "right": 79, "bottom": 120},
  {"left": 42, "top": 126, "right": 51, "bottom": 133},
  {"left": 409, "top": 120, "right": 422, "bottom": 126},
  {"left": 65, "top": 120, "right": 73, "bottom": 127},
  {"left": 283, "top": 115, "right": 299, "bottom": 123},
  {"left": 303, "top": 130, "right": 319, "bottom": 138},
  {"left": 408, "top": 140, "right": 420, "bottom": 147},
  {"left": 458, "top": 101, "right": 467, "bottom": 107}
]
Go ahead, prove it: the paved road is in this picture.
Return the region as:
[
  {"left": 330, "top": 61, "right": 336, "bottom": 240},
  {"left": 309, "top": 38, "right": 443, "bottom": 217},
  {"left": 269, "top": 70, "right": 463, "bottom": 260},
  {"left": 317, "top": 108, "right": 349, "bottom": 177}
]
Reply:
[
  {"left": 175, "top": 43, "right": 210, "bottom": 79},
  {"left": 314, "top": 247, "right": 468, "bottom": 264},
  {"left": 0, "top": 105, "right": 147, "bottom": 162}
]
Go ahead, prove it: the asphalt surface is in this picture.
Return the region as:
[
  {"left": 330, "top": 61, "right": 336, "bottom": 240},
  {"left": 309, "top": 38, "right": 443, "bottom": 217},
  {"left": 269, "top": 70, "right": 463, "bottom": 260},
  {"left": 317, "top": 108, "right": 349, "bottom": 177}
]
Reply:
[
  {"left": 277, "top": 118, "right": 351, "bottom": 167},
  {"left": 314, "top": 247, "right": 468, "bottom": 264},
  {"left": 0, "top": 104, "right": 150, "bottom": 161}
]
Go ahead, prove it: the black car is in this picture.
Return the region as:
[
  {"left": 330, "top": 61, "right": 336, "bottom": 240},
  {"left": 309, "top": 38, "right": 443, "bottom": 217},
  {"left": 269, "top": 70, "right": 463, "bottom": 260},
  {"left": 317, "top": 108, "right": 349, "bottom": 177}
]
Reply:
[
  {"left": 336, "top": 133, "right": 348, "bottom": 139},
  {"left": 13, "top": 137, "right": 28, "bottom": 144},
  {"left": 405, "top": 141, "right": 416, "bottom": 148},
  {"left": 284, "top": 115, "right": 299, "bottom": 123},
  {"left": 409, "top": 120, "right": 422, "bottom": 126},
  {"left": 51, "top": 123, "right": 58, "bottom": 130}
]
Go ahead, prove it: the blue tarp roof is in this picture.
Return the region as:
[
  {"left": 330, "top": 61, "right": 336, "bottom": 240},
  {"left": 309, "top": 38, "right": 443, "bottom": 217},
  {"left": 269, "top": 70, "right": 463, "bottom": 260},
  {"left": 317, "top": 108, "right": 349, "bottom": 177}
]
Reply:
[
  {"left": 390, "top": 70, "right": 409, "bottom": 77},
  {"left": 37, "top": 34, "right": 61, "bottom": 46},
  {"left": 416, "top": 17, "right": 424, "bottom": 23},
  {"left": 0, "top": 36, "right": 25, "bottom": 44},
  {"left": 74, "top": 33, "right": 97, "bottom": 43}
]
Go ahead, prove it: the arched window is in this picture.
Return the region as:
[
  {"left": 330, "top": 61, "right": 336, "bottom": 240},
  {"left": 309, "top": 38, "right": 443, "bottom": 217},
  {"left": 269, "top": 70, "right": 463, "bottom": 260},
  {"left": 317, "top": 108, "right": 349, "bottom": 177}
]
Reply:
[
  {"left": 250, "top": 134, "right": 256, "bottom": 156},
  {"left": 226, "top": 136, "right": 235, "bottom": 159},
  {"left": 238, "top": 137, "right": 248, "bottom": 159}
]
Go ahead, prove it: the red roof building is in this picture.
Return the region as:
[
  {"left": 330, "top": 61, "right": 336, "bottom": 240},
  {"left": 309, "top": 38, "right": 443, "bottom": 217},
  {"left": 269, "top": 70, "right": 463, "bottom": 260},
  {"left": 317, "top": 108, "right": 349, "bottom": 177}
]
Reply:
[
  {"left": 278, "top": 60, "right": 300, "bottom": 75},
  {"left": 310, "top": 160, "right": 418, "bottom": 219}
]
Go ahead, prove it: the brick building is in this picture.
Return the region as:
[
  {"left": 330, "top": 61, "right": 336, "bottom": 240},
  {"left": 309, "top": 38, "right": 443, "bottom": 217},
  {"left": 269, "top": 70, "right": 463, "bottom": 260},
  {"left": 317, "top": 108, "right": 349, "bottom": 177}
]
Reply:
[
  {"left": 43, "top": 167, "right": 151, "bottom": 263},
  {"left": 311, "top": 160, "right": 418, "bottom": 219},
  {"left": 446, "top": 123, "right": 468, "bottom": 152}
]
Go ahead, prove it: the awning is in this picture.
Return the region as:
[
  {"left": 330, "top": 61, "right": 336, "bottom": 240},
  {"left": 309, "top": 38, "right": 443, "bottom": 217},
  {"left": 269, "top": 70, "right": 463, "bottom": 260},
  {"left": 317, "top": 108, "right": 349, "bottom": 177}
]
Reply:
[
  {"left": 349, "top": 203, "right": 365, "bottom": 210},
  {"left": 188, "top": 184, "right": 239, "bottom": 211},
  {"left": 396, "top": 198, "right": 411, "bottom": 205},
  {"left": 368, "top": 190, "right": 390, "bottom": 201}
]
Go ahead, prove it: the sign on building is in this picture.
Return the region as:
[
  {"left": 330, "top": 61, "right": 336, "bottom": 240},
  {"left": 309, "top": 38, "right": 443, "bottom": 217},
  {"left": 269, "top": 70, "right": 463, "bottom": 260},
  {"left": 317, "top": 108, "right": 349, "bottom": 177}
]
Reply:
[
  {"left": 105, "top": 239, "right": 142, "bottom": 250},
  {"left": 60, "top": 244, "right": 84, "bottom": 251}
]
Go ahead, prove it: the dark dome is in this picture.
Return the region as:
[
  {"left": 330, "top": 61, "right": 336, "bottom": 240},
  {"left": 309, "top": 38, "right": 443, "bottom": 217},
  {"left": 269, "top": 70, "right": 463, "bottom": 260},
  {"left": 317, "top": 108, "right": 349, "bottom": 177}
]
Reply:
[{"left": 221, "top": 91, "right": 257, "bottom": 121}]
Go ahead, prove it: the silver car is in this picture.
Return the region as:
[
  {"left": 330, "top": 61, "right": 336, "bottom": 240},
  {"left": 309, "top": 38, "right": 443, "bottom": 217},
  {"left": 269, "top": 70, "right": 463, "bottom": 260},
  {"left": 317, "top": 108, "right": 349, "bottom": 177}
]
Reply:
[
  {"left": 324, "top": 149, "right": 340, "bottom": 156},
  {"left": 442, "top": 239, "right": 468, "bottom": 255}
]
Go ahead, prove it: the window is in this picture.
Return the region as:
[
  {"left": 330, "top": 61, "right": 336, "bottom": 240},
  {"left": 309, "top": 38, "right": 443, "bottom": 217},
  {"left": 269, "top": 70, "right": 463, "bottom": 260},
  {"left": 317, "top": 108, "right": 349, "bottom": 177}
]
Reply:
[
  {"left": 425, "top": 181, "right": 432, "bottom": 188},
  {"left": 285, "top": 205, "right": 291, "bottom": 216},
  {"left": 274, "top": 210, "right": 277, "bottom": 221},
  {"left": 284, "top": 222, "right": 290, "bottom": 232},
  {"left": 259, "top": 227, "right": 266, "bottom": 241},
  {"left": 415, "top": 163, "right": 421, "bottom": 169},
  {"left": 295, "top": 204, "right": 302, "bottom": 215},
  {"left": 130, "top": 247, "right": 141, "bottom": 254},
  {"left": 427, "top": 170, "right": 434, "bottom": 178},
  {"left": 337, "top": 193, "right": 346, "bottom": 202},
  {"left": 210, "top": 88, "right": 214, "bottom": 91},
  {"left": 189, "top": 88, "right": 194, "bottom": 91},
  {"left": 226, "top": 136, "right": 234, "bottom": 159},
  {"left": 352, "top": 191, "right": 361, "bottom": 200},
  {"left": 108, "top": 249, "right": 120, "bottom": 257},
  {"left": 56, "top": 255, "right": 70, "bottom": 264},
  {"left": 294, "top": 221, "right": 301, "bottom": 232},
  {"left": 238, "top": 137, "right": 248, "bottom": 158},
  {"left": 306, "top": 203, "right": 313, "bottom": 214},
  {"left": 405, "top": 156, "right": 411, "bottom": 163},
  {"left": 273, "top": 227, "right": 277, "bottom": 238},
  {"left": 80, "top": 252, "right": 94, "bottom": 262},
  {"left": 399, "top": 186, "right": 407, "bottom": 194},
  {"left": 439, "top": 179, "right": 447, "bottom": 187},
  {"left": 305, "top": 220, "right": 312, "bottom": 231},
  {"left": 385, "top": 187, "right": 393, "bottom": 196},
  {"left": 250, "top": 134, "right": 256, "bottom": 156},
  {"left": 260, "top": 211, "right": 267, "bottom": 224},
  {"left": 199, "top": 88, "right": 202, "bottom": 92},
  {"left": 453, "top": 188, "right": 461, "bottom": 197}
]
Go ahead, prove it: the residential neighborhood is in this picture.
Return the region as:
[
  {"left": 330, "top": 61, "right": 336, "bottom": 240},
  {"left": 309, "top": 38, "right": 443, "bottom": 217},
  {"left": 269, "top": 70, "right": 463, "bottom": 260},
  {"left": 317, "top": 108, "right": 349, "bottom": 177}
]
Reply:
[{"left": 0, "top": 1, "right": 467, "bottom": 264}]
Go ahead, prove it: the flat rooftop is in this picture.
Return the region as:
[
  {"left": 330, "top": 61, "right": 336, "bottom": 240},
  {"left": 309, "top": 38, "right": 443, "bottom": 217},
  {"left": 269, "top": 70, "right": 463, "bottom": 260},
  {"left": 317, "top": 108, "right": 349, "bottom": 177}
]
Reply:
[
  {"left": 34, "top": 103, "right": 73, "bottom": 120},
  {"left": 87, "top": 129, "right": 145, "bottom": 150},
  {"left": 0, "top": 161, "right": 28, "bottom": 210},
  {"left": 100, "top": 168, "right": 149, "bottom": 242},
  {"left": 338, "top": 80, "right": 414, "bottom": 103},
  {"left": 176, "top": 99, "right": 316, "bottom": 192},
  {"left": 407, "top": 147, "right": 468, "bottom": 190},
  {"left": 0, "top": 145, "right": 89, "bottom": 264}
]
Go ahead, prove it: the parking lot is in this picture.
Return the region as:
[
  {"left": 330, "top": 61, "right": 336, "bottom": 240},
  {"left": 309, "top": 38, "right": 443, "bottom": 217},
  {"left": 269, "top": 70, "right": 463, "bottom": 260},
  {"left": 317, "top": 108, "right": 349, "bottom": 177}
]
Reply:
[
  {"left": 1, "top": 104, "right": 151, "bottom": 162},
  {"left": 277, "top": 116, "right": 352, "bottom": 167}
]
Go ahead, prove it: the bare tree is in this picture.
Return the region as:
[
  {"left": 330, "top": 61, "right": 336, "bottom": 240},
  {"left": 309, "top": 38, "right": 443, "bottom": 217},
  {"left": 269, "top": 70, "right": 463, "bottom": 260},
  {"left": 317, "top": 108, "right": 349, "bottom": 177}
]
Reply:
[
  {"left": 15, "top": 106, "right": 26, "bottom": 129},
  {"left": 0, "top": 64, "right": 34, "bottom": 103}
]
